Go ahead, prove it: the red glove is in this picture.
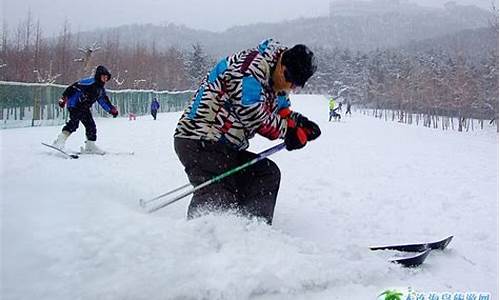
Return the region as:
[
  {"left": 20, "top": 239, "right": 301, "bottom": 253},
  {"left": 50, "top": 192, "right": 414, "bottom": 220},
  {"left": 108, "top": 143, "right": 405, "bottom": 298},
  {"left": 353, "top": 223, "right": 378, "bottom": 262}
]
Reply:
[
  {"left": 279, "top": 109, "right": 321, "bottom": 151},
  {"left": 285, "top": 125, "right": 308, "bottom": 151},
  {"left": 300, "top": 117, "right": 321, "bottom": 141},
  {"left": 58, "top": 97, "right": 67, "bottom": 108},
  {"left": 280, "top": 109, "right": 306, "bottom": 150},
  {"left": 110, "top": 106, "right": 118, "bottom": 118}
]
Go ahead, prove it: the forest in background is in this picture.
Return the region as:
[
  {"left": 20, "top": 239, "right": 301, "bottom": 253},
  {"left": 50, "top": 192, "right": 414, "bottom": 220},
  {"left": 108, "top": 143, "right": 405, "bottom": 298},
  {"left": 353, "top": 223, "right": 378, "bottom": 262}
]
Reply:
[{"left": 0, "top": 3, "right": 498, "bottom": 129}]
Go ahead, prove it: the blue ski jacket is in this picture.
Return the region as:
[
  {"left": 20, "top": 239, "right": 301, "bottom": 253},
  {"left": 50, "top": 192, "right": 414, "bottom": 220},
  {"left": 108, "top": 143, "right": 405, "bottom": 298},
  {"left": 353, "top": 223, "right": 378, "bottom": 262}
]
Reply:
[
  {"left": 151, "top": 99, "right": 160, "bottom": 111},
  {"left": 62, "top": 77, "right": 114, "bottom": 113}
]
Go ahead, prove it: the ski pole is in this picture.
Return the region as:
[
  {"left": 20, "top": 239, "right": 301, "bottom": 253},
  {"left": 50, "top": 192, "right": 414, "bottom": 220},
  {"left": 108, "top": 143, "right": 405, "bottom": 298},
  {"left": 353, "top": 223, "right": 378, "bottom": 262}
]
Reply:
[
  {"left": 146, "top": 142, "right": 286, "bottom": 213},
  {"left": 139, "top": 183, "right": 191, "bottom": 207},
  {"left": 139, "top": 142, "right": 286, "bottom": 209}
]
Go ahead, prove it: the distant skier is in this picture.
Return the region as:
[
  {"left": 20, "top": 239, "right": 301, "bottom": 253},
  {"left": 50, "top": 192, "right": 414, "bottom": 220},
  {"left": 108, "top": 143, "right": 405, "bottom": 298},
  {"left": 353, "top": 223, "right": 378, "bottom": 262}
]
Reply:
[
  {"left": 151, "top": 97, "right": 160, "bottom": 120},
  {"left": 329, "top": 96, "right": 341, "bottom": 121},
  {"left": 52, "top": 65, "right": 118, "bottom": 154},
  {"left": 174, "top": 39, "right": 321, "bottom": 224},
  {"left": 345, "top": 100, "right": 352, "bottom": 115}
]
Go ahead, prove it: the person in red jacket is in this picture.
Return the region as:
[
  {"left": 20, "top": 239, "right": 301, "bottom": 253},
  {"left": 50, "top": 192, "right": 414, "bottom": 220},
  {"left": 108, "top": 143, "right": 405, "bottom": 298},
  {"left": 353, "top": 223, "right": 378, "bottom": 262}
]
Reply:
[
  {"left": 174, "top": 39, "right": 320, "bottom": 224},
  {"left": 52, "top": 66, "right": 118, "bottom": 154}
]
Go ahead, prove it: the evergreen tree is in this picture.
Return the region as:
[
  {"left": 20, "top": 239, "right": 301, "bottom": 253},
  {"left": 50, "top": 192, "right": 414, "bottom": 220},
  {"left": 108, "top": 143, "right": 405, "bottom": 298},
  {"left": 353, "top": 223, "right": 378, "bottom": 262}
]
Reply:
[{"left": 186, "top": 43, "right": 210, "bottom": 88}]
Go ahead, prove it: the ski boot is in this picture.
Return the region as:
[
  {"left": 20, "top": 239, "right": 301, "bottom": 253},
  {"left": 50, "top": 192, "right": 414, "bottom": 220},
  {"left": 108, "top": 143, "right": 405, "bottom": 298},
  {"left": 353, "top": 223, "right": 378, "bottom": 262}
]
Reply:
[
  {"left": 81, "top": 140, "right": 106, "bottom": 155},
  {"left": 52, "top": 131, "right": 70, "bottom": 150}
]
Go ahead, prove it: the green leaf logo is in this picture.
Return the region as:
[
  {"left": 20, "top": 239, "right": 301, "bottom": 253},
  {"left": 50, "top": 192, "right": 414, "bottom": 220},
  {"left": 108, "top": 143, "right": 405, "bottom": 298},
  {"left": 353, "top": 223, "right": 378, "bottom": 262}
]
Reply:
[{"left": 378, "top": 289, "right": 404, "bottom": 300}]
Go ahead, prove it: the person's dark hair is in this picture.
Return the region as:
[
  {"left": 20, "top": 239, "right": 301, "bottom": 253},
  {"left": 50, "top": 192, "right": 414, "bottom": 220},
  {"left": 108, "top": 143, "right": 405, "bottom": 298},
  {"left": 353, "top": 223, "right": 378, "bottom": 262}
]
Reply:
[
  {"left": 281, "top": 44, "right": 317, "bottom": 88},
  {"left": 95, "top": 65, "right": 112, "bottom": 81}
]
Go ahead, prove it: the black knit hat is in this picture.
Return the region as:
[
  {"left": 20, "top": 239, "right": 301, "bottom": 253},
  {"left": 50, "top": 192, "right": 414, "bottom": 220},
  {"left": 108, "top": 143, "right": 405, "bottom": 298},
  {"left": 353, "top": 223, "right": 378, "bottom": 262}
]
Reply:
[
  {"left": 281, "top": 44, "right": 317, "bottom": 88},
  {"left": 95, "top": 65, "right": 112, "bottom": 80}
]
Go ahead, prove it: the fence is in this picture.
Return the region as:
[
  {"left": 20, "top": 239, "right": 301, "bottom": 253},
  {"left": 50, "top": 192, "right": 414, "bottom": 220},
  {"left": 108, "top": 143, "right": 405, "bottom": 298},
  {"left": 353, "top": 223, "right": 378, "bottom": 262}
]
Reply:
[
  {"left": 358, "top": 107, "right": 499, "bottom": 132},
  {"left": 0, "top": 81, "right": 194, "bottom": 129}
]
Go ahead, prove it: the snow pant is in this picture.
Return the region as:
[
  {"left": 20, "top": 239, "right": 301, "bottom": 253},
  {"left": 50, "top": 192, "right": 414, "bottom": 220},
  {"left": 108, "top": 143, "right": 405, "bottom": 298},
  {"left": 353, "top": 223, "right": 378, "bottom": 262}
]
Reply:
[
  {"left": 329, "top": 110, "right": 341, "bottom": 121},
  {"left": 174, "top": 137, "right": 280, "bottom": 225},
  {"left": 62, "top": 108, "right": 97, "bottom": 141},
  {"left": 151, "top": 110, "right": 158, "bottom": 120}
]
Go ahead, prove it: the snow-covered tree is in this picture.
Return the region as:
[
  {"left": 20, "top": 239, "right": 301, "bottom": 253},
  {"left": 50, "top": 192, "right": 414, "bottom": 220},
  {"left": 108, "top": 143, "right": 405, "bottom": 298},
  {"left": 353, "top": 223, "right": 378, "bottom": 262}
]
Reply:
[{"left": 185, "top": 43, "right": 211, "bottom": 88}]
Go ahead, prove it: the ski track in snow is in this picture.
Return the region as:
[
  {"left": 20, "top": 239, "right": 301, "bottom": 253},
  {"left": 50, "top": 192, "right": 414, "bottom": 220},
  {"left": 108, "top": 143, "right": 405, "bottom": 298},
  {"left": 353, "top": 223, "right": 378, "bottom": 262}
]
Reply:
[{"left": 1, "top": 95, "right": 498, "bottom": 299}]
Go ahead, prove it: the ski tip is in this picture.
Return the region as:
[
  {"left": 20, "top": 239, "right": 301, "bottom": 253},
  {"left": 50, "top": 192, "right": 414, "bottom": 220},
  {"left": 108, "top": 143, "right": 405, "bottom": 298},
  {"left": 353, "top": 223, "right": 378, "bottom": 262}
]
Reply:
[
  {"left": 390, "top": 249, "right": 431, "bottom": 268},
  {"left": 42, "top": 142, "right": 79, "bottom": 159},
  {"left": 369, "top": 235, "right": 455, "bottom": 252},
  {"left": 429, "top": 235, "right": 454, "bottom": 250}
]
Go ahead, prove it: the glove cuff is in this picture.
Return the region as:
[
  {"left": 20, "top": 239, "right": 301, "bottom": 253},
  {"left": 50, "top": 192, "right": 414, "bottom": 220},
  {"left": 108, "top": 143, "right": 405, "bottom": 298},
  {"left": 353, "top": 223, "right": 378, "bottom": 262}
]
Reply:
[
  {"left": 278, "top": 108, "right": 297, "bottom": 128},
  {"left": 278, "top": 107, "right": 292, "bottom": 118}
]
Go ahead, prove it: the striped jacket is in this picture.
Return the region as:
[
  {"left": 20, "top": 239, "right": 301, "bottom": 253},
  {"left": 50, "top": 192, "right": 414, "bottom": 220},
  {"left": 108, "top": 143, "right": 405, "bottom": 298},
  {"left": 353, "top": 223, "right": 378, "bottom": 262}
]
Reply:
[{"left": 174, "top": 39, "right": 291, "bottom": 150}]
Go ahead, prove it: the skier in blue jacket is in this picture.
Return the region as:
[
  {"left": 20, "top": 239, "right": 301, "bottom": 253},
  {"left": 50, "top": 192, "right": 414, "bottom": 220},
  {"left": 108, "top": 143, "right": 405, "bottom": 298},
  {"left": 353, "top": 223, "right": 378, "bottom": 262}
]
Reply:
[
  {"left": 52, "top": 65, "right": 118, "bottom": 154},
  {"left": 151, "top": 97, "right": 160, "bottom": 120}
]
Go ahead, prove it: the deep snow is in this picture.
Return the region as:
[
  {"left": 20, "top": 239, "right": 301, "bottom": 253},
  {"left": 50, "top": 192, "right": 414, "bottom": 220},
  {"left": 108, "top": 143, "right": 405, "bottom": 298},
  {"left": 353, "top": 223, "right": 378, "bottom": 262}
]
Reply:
[{"left": 1, "top": 95, "right": 498, "bottom": 299}]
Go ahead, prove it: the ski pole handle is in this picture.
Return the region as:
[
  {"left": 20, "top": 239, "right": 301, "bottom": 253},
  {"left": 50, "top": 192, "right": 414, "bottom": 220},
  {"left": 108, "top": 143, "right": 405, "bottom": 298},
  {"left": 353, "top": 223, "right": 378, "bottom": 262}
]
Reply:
[{"left": 146, "top": 143, "right": 286, "bottom": 213}]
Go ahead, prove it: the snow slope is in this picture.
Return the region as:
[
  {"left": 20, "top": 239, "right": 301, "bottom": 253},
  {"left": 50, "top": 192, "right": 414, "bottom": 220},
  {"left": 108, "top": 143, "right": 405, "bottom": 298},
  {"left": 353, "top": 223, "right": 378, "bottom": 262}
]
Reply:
[{"left": 1, "top": 95, "right": 498, "bottom": 299}]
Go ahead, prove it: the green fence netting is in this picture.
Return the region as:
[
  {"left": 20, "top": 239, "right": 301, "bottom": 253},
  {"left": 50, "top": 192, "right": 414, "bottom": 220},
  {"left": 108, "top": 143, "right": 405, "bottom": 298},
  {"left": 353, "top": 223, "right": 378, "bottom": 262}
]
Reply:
[{"left": 0, "top": 81, "right": 194, "bottom": 129}]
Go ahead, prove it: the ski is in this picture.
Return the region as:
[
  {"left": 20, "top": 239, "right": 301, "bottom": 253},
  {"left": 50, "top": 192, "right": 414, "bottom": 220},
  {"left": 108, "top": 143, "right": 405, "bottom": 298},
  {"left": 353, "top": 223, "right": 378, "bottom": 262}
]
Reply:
[
  {"left": 106, "top": 151, "right": 134, "bottom": 156},
  {"left": 77, "top": 147, "right": 134, "bottom": 156},
  {"left": 41, "top": 142, "right": 79, "bottom": 159},
  {"left": 389, "top": 249, "right": 431, "bottom": 268},
  {"left": 369, "top": 235, "right": 453, "bottom": 252}
]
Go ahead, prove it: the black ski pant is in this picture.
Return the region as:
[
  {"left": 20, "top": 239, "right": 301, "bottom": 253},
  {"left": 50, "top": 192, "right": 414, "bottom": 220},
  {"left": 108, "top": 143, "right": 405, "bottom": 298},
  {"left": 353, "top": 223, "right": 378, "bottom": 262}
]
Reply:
[
  {"left": 174, "top": 137, "right": 280, "bottom": 224},
  {"left": 329, "top": 109, "right": 341, "bottom": 121},
  {"left": 151, "top": 110, "right": 158, "bottom": 120},
  {"left": 62, "top": 108, "right": 97, "bottom": 141}
]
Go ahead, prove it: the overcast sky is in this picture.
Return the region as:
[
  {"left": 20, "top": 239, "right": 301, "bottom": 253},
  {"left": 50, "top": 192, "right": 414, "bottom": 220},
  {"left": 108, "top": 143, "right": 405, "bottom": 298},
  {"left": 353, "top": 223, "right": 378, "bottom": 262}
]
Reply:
[{"left": 2, "top": 0, "right": 496, "bottom": 36}]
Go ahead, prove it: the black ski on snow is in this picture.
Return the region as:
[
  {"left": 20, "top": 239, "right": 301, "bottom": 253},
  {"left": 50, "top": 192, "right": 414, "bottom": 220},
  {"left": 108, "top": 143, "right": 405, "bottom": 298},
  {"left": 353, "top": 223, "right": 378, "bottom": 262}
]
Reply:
[
  {"left": 369, "top": 235, "right": 453, "bottom": 252},
  {"left": 389, "top": 249, "right": 431, "bottom": 268},
  {"left": 41, "top": 142, "right": 79, "bottom": 159},
  {"left": 370, "top": 236, "right": 453, "bottom": 268}
]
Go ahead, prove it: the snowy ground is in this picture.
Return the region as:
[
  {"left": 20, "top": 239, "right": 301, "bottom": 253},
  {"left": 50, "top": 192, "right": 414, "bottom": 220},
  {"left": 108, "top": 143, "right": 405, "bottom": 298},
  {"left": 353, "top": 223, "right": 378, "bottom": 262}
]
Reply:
[{"left": 1, "top": 95, "right": 498, "bottom": 299}]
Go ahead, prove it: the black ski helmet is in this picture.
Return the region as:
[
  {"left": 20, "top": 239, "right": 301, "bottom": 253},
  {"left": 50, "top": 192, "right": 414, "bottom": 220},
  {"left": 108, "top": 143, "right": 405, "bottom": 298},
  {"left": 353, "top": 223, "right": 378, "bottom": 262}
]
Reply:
[
  {"left": 95, "top": 65, "right": 112, "bottom": 81},
  {"left": 281, "top": 44, "right": 317, "bottom": 88}
]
